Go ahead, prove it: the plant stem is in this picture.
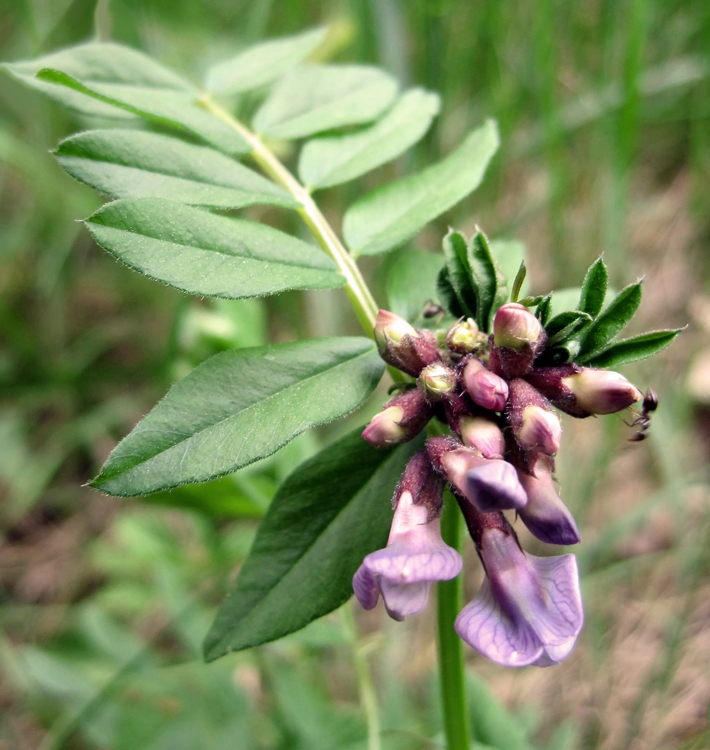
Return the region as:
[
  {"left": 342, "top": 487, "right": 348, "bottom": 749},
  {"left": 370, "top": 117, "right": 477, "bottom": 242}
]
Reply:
[
  {"left": 341, "top": 602, "right": 381, "bottom": 750},
  {"left": 199, "top": 95, "right": 379, "bottom": 335},
  {"left": 437, "top": 494, "right": 471, "bottom": 750}
]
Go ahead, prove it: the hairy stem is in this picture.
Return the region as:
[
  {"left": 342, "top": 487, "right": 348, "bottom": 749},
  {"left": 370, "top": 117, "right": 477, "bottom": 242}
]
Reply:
[
  {"left": 199, "top": 95, "right": 379, "bottom": 335},
  {"left": 437, "top": 493, "right": 471, "bottom": 750}
]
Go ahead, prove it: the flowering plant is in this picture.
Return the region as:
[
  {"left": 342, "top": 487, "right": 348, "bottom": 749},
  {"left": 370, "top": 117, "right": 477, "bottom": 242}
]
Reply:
[{"left": 5, "top": 27, "right": 682, "bottom": 749}]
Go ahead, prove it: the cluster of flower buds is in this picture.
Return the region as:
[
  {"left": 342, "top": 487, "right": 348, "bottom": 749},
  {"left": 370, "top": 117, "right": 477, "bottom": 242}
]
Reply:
[{"left": 354, "top": 305, "right": 646, "bottom": 667}]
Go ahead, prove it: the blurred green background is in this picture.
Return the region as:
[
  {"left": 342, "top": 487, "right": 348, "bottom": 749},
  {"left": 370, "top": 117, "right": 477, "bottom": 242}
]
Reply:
[{"left": 0, "top": 0, "right": 708, "bottom": 748}]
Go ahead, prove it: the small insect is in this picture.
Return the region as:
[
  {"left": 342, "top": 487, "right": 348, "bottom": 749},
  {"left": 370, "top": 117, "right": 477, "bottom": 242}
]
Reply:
[
  {"left": 422, "top": 302, "right": 445, "bottom": 320},
  {"left": 627, "top": 388, "right": 658, "bottom": 442}
]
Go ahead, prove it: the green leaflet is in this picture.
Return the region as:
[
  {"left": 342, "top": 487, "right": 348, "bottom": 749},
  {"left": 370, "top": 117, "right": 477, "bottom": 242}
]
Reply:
[
  {"left": 25, "top": 47, "right": 249, "bottom": 154},
  {"left": 544, "top": 310, "right": 593, "bottom": 347},
  {"left": 578, "top": 256, "right": 608, "bottom": 318},
  {"left": 3, "top": 41, "right": 187, "bottom": 120},
  {"left": 203, "top": 429, "right": 420, "bottom": 659},
  {"left": 468, "top": 230, "right": 501, "bottom": 331},
  {"left": 298, "top": 88, "right": 440, "bottom": 189},
  {"left": 578, "top": 329, "right": 683, "bottom": 367},
  {"left": 578, "top": 280, "right": 643, "bottom": 357},
  {"left": 83, "top": 197, "right": 344, "bottom": 299},
  {"left": 205, "top": 27, "right": 327, "bottom": 95},
  {"left": 55, "top": 130, "right": 296, "bottom": 209},
  {"left": 91, "top": 337, "right": 385, "bottom": 496},
  {"left": 441, "top": 229, "right": 477, "bottom": 319},
  {"left": 343, "top": 120, "right": 499, "bottom": 257},
  {"left": 253, "top": 63, "right": 398, "bottom": 139}
]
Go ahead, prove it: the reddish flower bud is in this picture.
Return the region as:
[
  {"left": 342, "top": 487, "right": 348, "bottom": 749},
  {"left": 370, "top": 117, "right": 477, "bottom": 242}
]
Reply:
[
  {"left": 362, "top": 388, "right": 433, "bottom": 447},
  {"left": 492, "top": 304, "right": 546, "bottom": 379},
  {"left": 562, "top": 368, "right": 642, "bottom": 415},
  {"left": 507, "top": 379, "right": 561, "bottom": 456},
  {"left": 463, "top": 357, "right": 509, "bottom": 412},
  {"left": 459, "top": 416, "right": 505, "bottom": 458},
  {"left": 526, "top": 365, "right": 642, "bottom": 417},
  {"left": 373, "top": 309, "right": 441, "bottom": 376},
  {"left": 418, "top": 363, "right": 457, "bottom": 401},
  {"left": 493, "top": 303, "right": 543, "bottom": 351}
]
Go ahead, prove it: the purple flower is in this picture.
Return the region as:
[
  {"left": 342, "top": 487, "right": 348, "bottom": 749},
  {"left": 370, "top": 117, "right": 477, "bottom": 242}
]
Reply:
[
  {"left": 353, "top": 487, "right": 462, "bottom": 621},
  {"left": 455, "top": 511, "right": 583, "bottom": 667},
  {"left": 463, "top": 357, "right": 509, "bottom": 412}
]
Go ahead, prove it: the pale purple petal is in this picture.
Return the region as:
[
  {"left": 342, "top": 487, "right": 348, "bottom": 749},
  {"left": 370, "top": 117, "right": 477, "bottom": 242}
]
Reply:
[
  {"left": 380, "top": 580, "right": 431, "bottom": 621},
  {"left": 525, "top": 554, "right": 583, "bottom": 652},
  {"left": 465, "top": 460, "right": 528, "bottom": 512},
  {"left": 365, "top": 534, "right": 463, "bottom": 584},
  {"left": 455, "top": 578, "right": 544, "bottom": 667}
]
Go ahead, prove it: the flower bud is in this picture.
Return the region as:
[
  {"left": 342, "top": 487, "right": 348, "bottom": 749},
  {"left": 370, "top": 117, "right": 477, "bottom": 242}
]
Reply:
[
  {"left": 562, "top": 368, "right": 642, "bottom": 415},
  {"left": 418, "top": 363, "right": 457, "bottom": 401},
  {"left": 362, "top": 406, "right": 405, "bottom": 446},
  {"left": 507, "top": 379, "right": 561, "bottom": 456},
  {"left": 525, "top": 365, "right": 642, "bottom": 418},
  {"left": 446, "top": 318, "right": 480, "bottom": 354},
  {"left": 362, "top": 389, "right": 433, "bottom": 447},
  {"left": 373, "top": 309, "right": 441, "bottom": 377},
  {"left": 374, "top": 309, "right": 418, "bottom": 350},
  {"left": 516, "top": 457, "right": 580, "bottom": 545},
  {"left": 463, "top": 357, "right": 509, "bottom": 411},
  {"left": 492, "top": 304, "right": 546, "bottom": 379},
  {"left": 493, "top": 303, "right": 543, "bottom": 351},
  {"left": 459, "top": 416, "right": 505, "bottom": 458}
]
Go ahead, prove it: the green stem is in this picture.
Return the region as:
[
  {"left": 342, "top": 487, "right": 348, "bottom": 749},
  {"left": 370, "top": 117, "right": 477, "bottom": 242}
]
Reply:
[
  {"left": 437, "top": 494, "right": 471, "bottom": 750},
  {"left": 199, "top": 95, "right": 379, "bottom": 335},
  {"left": 341, "top": 602, "right": 381, "bottom": 750}
]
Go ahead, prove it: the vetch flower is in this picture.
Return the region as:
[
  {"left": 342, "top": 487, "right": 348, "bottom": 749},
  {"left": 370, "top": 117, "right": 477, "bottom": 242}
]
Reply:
[
  {"left": 353, "top": 452, "right": 462, "bottom": 620},
  {"left": 516, "top": 456, "right": 580, "bottom": 545},
  {"left": 418, "top": 362, "right": 457, "bottom": 401},
  {"left": 492, "top": 303, "right": 546, "bottom": 379},
  {"left": 454, "top": 508, "right": 583, "bottom": 667},
  {"left": 462, "top": 357, "right": 509, "bottom": 412},
  {"left": 446, "top": 318, "right": 482, "bottom": 354}
]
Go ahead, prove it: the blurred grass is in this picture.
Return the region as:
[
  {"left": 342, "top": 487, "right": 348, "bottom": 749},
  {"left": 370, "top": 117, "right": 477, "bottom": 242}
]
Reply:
[{"left": 0, "top": 0, "right": 709, "bottom": 748}]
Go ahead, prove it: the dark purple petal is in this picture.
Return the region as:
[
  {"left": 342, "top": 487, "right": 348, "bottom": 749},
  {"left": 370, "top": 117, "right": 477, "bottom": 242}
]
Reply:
[
  {"left": 517, "top": 459, "right": 580, "bottom": 545},
  {"left": 465, "top": 460, "right": 528, "bottom": 512},
  {"left": 352, "top": 564, "right": 380, "bottom": 610}
]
